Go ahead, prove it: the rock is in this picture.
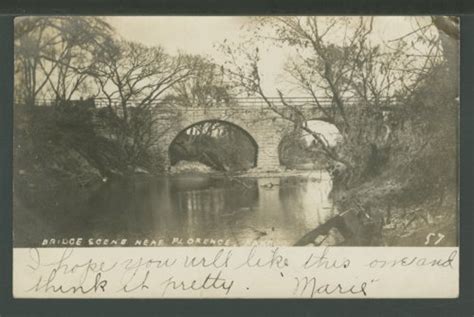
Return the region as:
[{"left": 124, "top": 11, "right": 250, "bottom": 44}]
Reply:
[
  {"left": 170, "top": 161, "right": 215, "bottom": 174},
  {"left": 319, "top": 228, "right": 345, "bottom": 246},
  {"left": 134, "top": 166, "right": 150, "bottom": 174},
  {"left": 383, "top": 223, "right": 396, "bottom": 230},
  {"left": 313, "top": 235, "right": 327, "bottom": 245}
]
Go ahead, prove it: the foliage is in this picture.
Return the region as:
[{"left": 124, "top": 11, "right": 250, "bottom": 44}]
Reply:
[
  {"left": 166, "top": 56, "right": 235, "bottom": 108},
  {"left": 170, "top": 122, "right": 257, "bottom": 171},
  {"left": 15, "top": 16, "right": 238, "bottom": 177},
  {"left": 89, "top": 40, "right": 225, "bottom": 173},
  {"left": 14, "top": 17, "right": 114, "bottom": 104},
  {"left": 220, "top": 16, "right": 450, "bottom": 187},
  {"left": 14, "top": 105, "right": 122, "bottom": 184},
  {"left": 279, "top": 130, "right": 330, "bottom": 169},
  {"left": 388, "top": 61, "right": 458, "bottom": 202}
]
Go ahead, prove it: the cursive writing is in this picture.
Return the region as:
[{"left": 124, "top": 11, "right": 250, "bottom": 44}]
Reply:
[
  {"left": 293, "top": 276, "right": 378, "bottom": 298},
  {"left": 161, "top": 270, "right": 234, "bottom": 296}
]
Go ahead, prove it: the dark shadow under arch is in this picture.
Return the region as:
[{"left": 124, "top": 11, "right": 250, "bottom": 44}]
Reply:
[{"left": 168, "top": 119, "right": 259, "bottom": 170}]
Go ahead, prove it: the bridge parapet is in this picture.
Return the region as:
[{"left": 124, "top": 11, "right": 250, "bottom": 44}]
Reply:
[{"left": 30, "top": 96, "right": 401, "bottom": 115}]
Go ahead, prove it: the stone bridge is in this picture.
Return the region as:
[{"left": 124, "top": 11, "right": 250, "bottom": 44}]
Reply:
[
  {"left": 40, "top": 96, "right": 399, "bottom": 171},
  {"left": 153, "top": 97, "right": 334, "bottom": 171}
]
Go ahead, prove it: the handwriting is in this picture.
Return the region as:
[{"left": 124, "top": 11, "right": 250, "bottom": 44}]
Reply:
[
  {"left": 28, "top": 270, "right": 107, "bottom": 294},
  {"left": 235, "top": 247, "right": 288, "bottom": 269},
  {"left": 161, "top": 270, "right": 234, "bottom": 296},
  {"left": 28, "top": 248, "right": 117, "bottom": 285},
  {"left": 368, "top": 250, "right": 457, "bottom": 269},
  {"left": 293, "top": 276, "right": 378, "bottom": 297},
  {"left": 184, "top": 248, "right": 232, "bottom": 269},
  {"left": 19, "top": 247, "right": 458, "bottom": 298},
  {"left": 303, "top": 247, "right": 351, "bottom": 270},
  {"left": 119, "top": 270, "right": 150, "bottom": 293}
]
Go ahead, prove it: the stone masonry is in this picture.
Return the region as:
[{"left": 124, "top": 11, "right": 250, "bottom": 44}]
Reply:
[{"left": 153, "top": 102, "right": 329, "bottom": 171}]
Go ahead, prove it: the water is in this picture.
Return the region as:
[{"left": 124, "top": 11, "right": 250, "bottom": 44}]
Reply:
[{"left": 14, "top": 171, "right": 337, "bottom": 247}]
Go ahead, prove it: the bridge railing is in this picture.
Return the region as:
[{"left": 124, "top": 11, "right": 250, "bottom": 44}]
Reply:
[
  {"left": 89, "top": 96, "right": 334, "bottom": 109},
  {"left": 22, "top": 96, "right": 401, "bottom": 111}
]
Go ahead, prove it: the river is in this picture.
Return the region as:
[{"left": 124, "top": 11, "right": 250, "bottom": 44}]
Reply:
[{"left": 14, "top": 171, "right": 338, "bottom": 247}]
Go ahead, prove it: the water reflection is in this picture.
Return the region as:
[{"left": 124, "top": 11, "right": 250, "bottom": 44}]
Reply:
[{"left": 15, "top": 171, "right": 337, "bottom": 247}]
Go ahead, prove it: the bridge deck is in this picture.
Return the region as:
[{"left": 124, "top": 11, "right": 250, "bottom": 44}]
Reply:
[{"left": 28, "top": 96, "right": 401, "bottom": 112}]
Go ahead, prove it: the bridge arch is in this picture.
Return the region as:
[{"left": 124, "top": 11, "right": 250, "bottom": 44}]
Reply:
[
  {"left": 155, "top": 104, "right": 306, "bottom": 171},
  {"left": 302, "top": 120, "right": 342, "bottom": 147},
  {"left": 278, "top": 120, "right": 342, "bottom": 169},
  {"left": 168, "top": 119, "right": 259, "bottom": 170}
]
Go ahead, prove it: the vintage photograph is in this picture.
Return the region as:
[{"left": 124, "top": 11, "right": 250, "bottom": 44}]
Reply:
[{"left": 13, "top": 16, "right": 459, "bottom": 248}]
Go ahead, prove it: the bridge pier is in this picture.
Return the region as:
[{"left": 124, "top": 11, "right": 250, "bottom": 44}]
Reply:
[
  {"left": 255, "top": 136, "right": 282, "bottom": 171},
  {"left": 161, "top": 144, "right": 282, "bottom": 172}
]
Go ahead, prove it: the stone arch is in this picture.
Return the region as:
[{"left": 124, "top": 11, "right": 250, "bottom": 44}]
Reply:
[
  {"left": 302, "top": 120, "right": 342, "bottom": 147},
  {"left": 277, "top": 119, "right": 342, "bottom": 169},
  {"left": 167, "top": 119, "right": 259, "bottom": 169},
  {"left": 156, "top": 106, "right": 298, "bottom": 171}
]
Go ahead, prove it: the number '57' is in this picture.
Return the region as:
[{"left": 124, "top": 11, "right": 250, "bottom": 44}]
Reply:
[{"left": 424, "top": 233, "right": 445, "bottom": 245}]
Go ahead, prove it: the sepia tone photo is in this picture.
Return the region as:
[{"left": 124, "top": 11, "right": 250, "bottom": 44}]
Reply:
[{"left": 13, "top": 16, "right": 459, "bottom": 248}]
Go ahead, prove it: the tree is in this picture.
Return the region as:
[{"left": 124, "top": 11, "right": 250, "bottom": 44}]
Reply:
[
  {"left": 89, "top": 40, "right": 197, "bottom": 172},
  {"left": 220, "top": 16, "right": 444, "bottom": 185},
  {"left": 170, "top": 121, "right": 257, "bottom": 171},
  {"left": 15, "top": 17, "right": 54, "bottom": 105},
  {"left": 14, "top": 16, "right": 114, "bottom": 105},
  {"left": 167, "top": 56, "right": 234, "bottom": 109},
  {"left": 431, "top": 16, "right": 459, "bottom": 90}
]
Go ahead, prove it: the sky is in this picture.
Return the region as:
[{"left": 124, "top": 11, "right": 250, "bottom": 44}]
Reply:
[
  {"left": 107, "top": 16, "right": 285, "bottom": 92},
  {"left": 107, "top": 16, "right": 424, "bottom": 55},
  {"left": 108, "top": 16, "right": 251, "bottom": 57},
  {"left": 106, "top": 16, "right": 434, "bottom": 144},
  {"left": 107, "top": 16, "right": 433, "bottom": 95}
]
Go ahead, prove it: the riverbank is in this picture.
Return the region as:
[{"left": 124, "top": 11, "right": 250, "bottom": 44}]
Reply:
[
  {"left": 165, "top": 162, "right": 457, "bottom": 246},
  {"left": 168, "top": 160, "right": 329, "bottom": 179},
  {"left": 328, "top": 170, "right": 457, "bottom": 246}
]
